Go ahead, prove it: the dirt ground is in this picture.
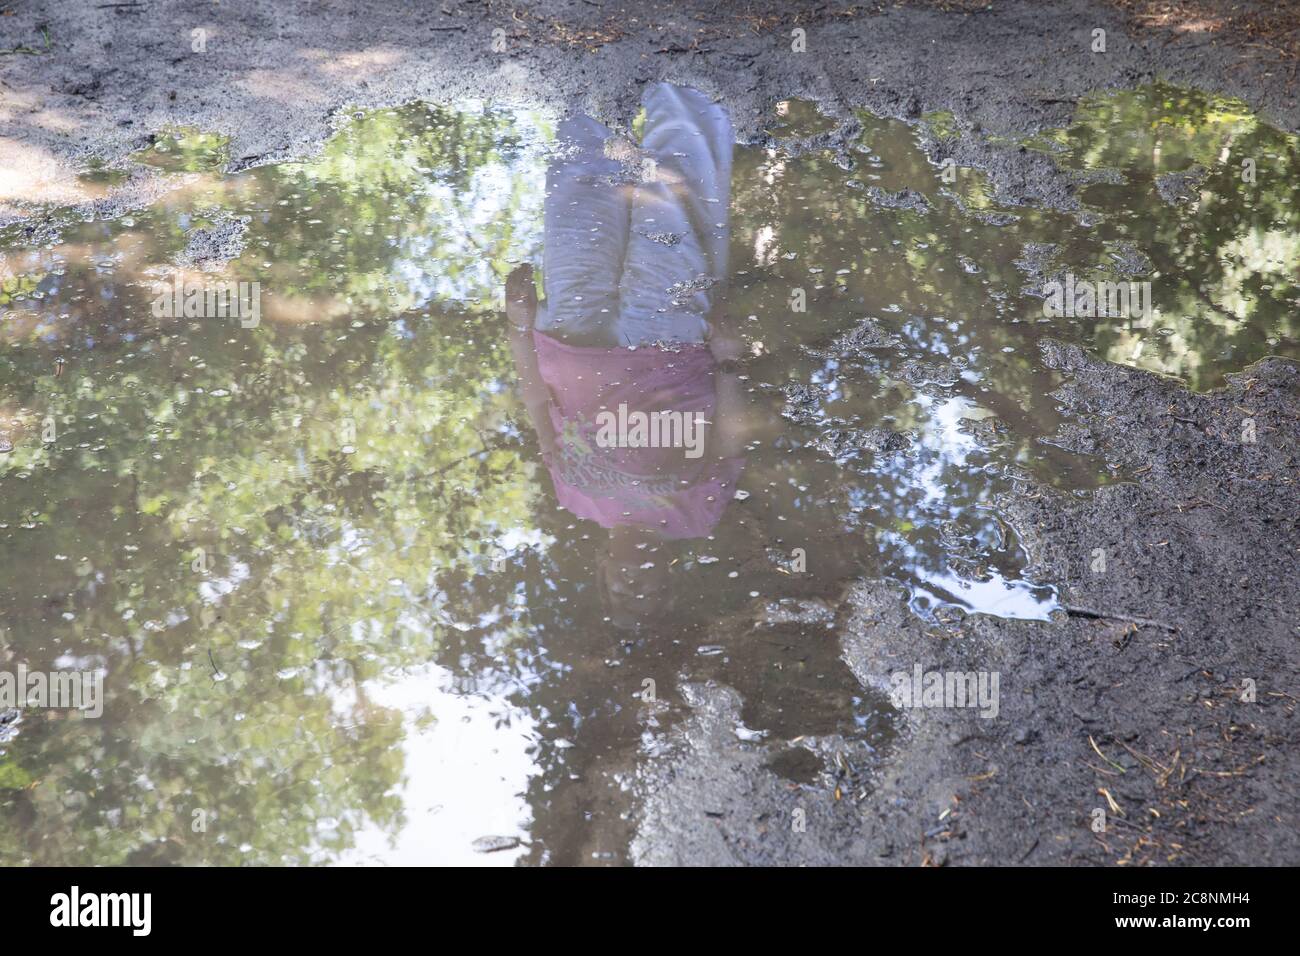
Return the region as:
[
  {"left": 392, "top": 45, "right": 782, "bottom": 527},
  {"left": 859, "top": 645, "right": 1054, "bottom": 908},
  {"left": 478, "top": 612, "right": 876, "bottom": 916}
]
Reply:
[
  {"left": 2, "top": 0, "right": 1297, "bottom": 865},
  {"left": 4, "top": 0, "right": 1300, "bottom": 224}
]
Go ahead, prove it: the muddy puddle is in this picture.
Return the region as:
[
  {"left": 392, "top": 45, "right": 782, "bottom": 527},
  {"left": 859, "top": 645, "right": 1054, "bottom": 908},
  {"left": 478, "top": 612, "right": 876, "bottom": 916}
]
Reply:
[{"left": 1, "top": 82, "right": 1296, "bottom": 865}]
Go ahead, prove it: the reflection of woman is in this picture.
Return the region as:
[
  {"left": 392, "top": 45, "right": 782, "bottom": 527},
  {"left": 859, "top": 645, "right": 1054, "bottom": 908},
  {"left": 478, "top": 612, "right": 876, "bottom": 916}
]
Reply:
[{"left": 507, "top": 83, "right": 753, "bottom": 628}]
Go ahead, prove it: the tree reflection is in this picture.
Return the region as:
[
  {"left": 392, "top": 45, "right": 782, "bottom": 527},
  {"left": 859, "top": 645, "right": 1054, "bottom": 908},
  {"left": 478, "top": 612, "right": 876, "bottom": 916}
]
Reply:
[{"left": 0, "top": 82, "right": 1295, "bottom": 864}]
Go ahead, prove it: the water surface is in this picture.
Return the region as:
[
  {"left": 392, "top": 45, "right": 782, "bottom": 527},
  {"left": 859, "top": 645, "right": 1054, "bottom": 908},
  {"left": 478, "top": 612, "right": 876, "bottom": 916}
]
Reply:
[{"left": 1, "top": 83, "right": 1296, "bottom": 865}]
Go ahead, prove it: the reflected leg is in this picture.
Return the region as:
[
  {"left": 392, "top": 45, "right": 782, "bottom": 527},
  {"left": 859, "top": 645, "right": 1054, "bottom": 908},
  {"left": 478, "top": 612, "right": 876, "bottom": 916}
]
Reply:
[
  {"left": 617, "top": 83, "right": 733, "bottom": 345},
  {"left": 540, "top": 116, "right": 631, "bottom": 344}
]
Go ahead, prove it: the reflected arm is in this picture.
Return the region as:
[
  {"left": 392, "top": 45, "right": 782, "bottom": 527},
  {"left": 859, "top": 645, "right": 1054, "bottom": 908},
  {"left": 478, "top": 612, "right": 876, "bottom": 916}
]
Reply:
[{"left": 506, "top": 265, "right": 557, "bottom": 455}]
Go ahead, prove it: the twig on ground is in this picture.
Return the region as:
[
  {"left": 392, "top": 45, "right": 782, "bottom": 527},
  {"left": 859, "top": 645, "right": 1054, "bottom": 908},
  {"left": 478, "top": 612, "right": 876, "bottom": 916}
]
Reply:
[{"left": 1065, "top": 604, "right": 1179, "bottom": 632}]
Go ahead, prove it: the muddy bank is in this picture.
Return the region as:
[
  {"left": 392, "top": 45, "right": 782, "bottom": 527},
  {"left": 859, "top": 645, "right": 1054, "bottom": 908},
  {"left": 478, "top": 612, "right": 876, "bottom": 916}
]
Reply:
[
  {"left": 634, "top": 350, "right": 1298, "bottom": 866},
  {"left": 2, "top": 0, "right": 1297, "bottom": 866},
  {"left": 3, "top": 0, "right": 1300, "bottom": 225}
]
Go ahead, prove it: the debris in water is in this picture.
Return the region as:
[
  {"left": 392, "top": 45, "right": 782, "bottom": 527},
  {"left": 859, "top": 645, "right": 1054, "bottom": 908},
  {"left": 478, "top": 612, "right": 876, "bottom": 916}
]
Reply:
[
  {"left": 472, "top": 835, "right": 524, "bottom": 853},
  {"left": 1155, "top": 165, "right": 1208, "bottom": 205}
]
